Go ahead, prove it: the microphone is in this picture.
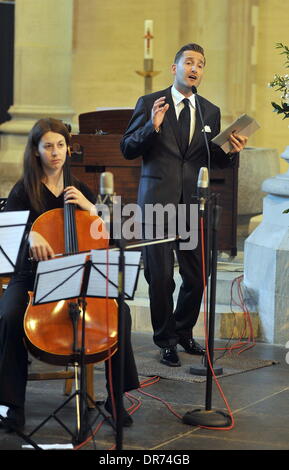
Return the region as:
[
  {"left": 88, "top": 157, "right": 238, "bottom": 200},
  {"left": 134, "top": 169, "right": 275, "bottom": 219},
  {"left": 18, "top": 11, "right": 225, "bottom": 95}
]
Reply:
[
  {"left": 95, "top": 172, "right": 115, "bottom": 242},
  {"left": 100, "top": 171, "right": 114, "bottom": 201},
  {"left": 96, "top": 171, "right": 122, "bottom": 243},
  {"left": 191, "top": 85, "right": 197, "bottom": 94},
  {"left": 197, "top": 167, "right": 209, "bottom": 212}
]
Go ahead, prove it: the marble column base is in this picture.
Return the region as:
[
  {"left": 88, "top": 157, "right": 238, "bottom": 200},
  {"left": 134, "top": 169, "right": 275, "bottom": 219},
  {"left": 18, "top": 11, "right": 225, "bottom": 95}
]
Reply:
[
  {"left": 244, "top": 194, "right": 289, "bottom": 345},
  {"left": 238, "top": 147, "right": 280, "bottom": 215}
]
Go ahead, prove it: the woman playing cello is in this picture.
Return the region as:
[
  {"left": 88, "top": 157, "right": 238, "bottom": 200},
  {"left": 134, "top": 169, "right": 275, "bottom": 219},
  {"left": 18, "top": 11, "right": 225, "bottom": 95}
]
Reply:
[{"left": 0, "top": 118, "right": 139, "bottom": 432}]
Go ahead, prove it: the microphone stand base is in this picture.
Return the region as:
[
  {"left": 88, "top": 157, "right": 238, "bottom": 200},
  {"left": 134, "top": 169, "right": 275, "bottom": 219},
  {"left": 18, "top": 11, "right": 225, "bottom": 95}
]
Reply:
[{"left": 182, "top": 409, "right": 232, "bottom": 428}]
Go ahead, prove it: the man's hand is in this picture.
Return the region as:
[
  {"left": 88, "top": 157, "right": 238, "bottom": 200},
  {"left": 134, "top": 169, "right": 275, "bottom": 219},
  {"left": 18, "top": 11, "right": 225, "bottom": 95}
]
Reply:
[
  {"left": 229, "top": 133, "right": 248, "bottom": 153},
  {"left": 151, "top": 96, "right": 169, "bottom": 131}
]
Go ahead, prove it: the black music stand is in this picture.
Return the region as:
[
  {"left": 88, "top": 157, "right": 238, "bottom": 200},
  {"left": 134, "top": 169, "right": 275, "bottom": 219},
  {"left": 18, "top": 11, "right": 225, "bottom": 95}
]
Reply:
[
  {"left": 28, "top": 252, "right": 98, "bottom": 445},
  {"left": 87, "top": 247, "right": 141, "bottom": 450},
  {"left": 0, "top": 211, "right": 43, "bottom": 449},
  {"left": 0, "top": 210, "right": 30, "bottom": 275},
  {"left": 27, "top": 249, "right": 141, "bottom": 448}
]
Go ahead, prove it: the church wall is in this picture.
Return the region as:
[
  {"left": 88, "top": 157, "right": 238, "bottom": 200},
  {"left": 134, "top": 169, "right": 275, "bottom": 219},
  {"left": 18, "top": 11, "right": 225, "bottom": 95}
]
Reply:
[{"left": 71, "top": 0, "right": 288, "bottom": 172}]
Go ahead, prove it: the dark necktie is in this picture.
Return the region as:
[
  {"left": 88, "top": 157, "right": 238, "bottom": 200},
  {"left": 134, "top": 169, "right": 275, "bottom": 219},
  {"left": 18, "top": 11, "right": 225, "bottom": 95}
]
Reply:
[{"left": 178, "top": 98, "right": 191, "bottom": 155}]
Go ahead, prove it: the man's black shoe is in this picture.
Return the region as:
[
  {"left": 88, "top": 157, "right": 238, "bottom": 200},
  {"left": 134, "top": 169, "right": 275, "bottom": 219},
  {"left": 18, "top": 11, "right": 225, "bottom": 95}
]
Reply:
[
  {"left": 0, "top": 406, "right": 25, "bottom": 433},
  {"left": 178, "top": 338, "right": 205, "bottom": 356},
  {"left": 160, "top": 347, "right": 181, "bottom": 367},
  {"left": 104, "top": 398, "right": 133, "bottom": 427}
]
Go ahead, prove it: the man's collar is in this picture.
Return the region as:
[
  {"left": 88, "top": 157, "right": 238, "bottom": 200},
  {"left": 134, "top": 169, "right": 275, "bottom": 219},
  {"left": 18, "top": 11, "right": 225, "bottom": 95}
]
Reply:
[{"left": 171, "top": 85, "right": 196, "bottom": 107}]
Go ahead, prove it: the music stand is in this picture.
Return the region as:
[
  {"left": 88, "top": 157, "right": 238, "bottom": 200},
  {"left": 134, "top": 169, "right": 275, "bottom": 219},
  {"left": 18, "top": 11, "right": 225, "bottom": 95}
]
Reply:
[
  {"left": 0, "top": 211, "right": 43, "bottom": 449},
  {"left": 28, "top": 249, "right": 141, "bottom": 448},
  {"left": 0, "top": 210, "right": 30, "bottom": 275},
  {"left": 87, "top": 248, "right": 141, "bottom": 450}
]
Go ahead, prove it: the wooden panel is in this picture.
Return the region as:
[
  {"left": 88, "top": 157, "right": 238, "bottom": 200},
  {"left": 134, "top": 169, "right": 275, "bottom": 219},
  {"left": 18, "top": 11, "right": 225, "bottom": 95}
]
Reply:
[
  {"left": 210, "top": 162, "right": 239, "bottom": 255},
  {"left": 71, "top": 164, "right": 141, "bottom": 205},
  {"left": 71, "top": 134, "right": 140, "bottom": 167},
  {"left": 79, "top": 110, "right": 133, "bottom": 134},
  {"left": 70, "top": 134, "right": 141, "bottom": 205}
]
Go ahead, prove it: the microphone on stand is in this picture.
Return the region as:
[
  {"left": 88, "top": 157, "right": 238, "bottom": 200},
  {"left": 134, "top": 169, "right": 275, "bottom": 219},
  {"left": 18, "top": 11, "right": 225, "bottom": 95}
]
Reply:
[
  {"left": 185, "top": 89, "right": 231, "bottom": 430},
  {"left": 96, "top": 171, "right": 123, "bottom": 243},
  {"left": 197, "top": 167, "right": 209, "bottom": 213},
  {"left": 96, "top": 171, "right": 115, "bottom": 242},
  {"left": 99, "top": 171, "right": 114, "bottom": 205}
]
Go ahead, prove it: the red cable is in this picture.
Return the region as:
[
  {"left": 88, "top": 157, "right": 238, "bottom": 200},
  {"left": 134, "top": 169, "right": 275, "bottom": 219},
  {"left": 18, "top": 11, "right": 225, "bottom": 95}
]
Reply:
[
  {"left": 137, "top": 388, "right": 183, "bottom": 421},
  {"left": 76, "top": 213, "right": 254, "bottom": 449},
  {"left": 215, "top": 273, "right": 256, "bottom": 354}
]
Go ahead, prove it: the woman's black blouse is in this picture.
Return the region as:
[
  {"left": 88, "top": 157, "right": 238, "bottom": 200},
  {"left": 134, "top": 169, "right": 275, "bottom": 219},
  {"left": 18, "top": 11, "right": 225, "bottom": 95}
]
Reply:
[
  {"left": 5, "top": 179, "right": 96, "bottom": 224},
  {"left": 4, "top": 179, "right": 96, "bottom": 280}
]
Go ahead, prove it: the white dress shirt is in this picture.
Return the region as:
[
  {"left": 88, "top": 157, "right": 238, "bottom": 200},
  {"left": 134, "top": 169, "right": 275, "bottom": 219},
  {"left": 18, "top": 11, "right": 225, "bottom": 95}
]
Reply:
[{"left": 171, "top": 85, "right": 196, "bottom": 144}]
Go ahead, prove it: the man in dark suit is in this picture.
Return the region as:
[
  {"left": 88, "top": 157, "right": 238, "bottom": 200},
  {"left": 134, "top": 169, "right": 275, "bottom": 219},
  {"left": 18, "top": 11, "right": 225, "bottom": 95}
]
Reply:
[{"left": 120, "top": 43, "right": 247, "bottom": 367}]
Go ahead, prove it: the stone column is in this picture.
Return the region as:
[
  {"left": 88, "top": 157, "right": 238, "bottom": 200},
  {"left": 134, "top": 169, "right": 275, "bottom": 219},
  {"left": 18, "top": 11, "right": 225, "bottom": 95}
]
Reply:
[
  {"left": 0, "top": 0, "right": 74, "bottom": 194},
  {"left": 244, "top": 146, "right": 289, "bottom": 345},
  {"left": 238, "top": 147, "right": 280, "bottom": 215},
  {"left": 226, "top": 0, "right": 259, "bottom": 124}
]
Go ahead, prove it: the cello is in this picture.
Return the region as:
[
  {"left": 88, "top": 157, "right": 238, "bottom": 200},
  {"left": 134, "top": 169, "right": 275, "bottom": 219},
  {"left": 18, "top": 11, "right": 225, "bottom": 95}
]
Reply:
[{"left": 23, "top": 152, "right": 118, "bottom": 367}]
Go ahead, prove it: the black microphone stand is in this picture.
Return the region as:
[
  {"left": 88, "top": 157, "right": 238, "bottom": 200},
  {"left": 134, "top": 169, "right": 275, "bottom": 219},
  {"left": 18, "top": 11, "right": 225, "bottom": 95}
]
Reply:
[
  {"left": 99, "top": 193, "right": 126, "bottom": 451},
  {"left": 182, "top": 87, "right": 231, "bottom": 427},
  {"left": 114, "top": 237, "right": 126, "bottom": 451}
]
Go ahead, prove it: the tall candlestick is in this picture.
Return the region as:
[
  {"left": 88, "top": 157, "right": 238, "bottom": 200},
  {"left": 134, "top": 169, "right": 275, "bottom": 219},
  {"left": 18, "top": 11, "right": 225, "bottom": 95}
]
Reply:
[
  {"left": 136, "top": 19, "right": 160, "bottom": 95},
  {"left": 144, "top": 20, "right": 154, "bottom": 59}
]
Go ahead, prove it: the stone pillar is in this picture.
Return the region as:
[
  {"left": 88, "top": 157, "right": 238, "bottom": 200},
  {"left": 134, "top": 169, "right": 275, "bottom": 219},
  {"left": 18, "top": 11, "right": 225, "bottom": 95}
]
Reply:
[
  {"left": 238, "top": 147, "right": 280, "bottom": 215},
  {"left": 244, "top": 146, "right": 289, "bottom": 345},
  {"left": 226, "top": 0, "right": 259, "bottom": 125},
  {"left": 0, "top": 0, "right": 74, "bottom": 195}
]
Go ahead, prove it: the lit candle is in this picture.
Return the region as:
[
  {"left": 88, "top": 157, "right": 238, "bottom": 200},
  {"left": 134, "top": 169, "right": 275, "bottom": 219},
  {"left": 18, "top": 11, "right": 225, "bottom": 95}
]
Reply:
[{"left": 144, "top": 20, "right": 154, "bottom": 59}]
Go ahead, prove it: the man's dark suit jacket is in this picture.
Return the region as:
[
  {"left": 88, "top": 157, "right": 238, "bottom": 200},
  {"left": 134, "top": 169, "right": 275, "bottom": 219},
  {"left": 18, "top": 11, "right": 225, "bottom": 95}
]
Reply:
[{"left": 120, "top": 86, "right": 235, "bottom": 211}]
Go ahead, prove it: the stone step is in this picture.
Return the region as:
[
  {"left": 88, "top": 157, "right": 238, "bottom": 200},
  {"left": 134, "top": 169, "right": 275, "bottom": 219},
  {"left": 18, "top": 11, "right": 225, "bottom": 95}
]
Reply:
[
  {"left": 128, "top": 251, "right": 260, "bottom": 340},
  {"left": 128, "top": 300, "right": 259, "bottom": 340},
  {"left": 134, "top": 261, "right": 244, "bottom": 307}
]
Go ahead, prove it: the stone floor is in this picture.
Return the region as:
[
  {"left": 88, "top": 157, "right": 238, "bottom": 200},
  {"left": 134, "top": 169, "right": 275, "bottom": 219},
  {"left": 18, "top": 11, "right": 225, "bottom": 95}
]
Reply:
[
  {"left": 2, "top": 214, "right": 288, "bottom": 456},
  {"left": 0, "top": 333, "right": 288, "bottom": 455}
]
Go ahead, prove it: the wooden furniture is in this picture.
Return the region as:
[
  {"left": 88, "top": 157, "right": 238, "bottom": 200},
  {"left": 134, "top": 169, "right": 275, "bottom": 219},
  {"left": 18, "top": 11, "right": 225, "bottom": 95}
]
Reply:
[
  {"left": 27, "top": 364, "right": 95, "bottom": 408},
  {"left": 71, "top": 110, "right": 239, "bottom": 255},
  {"left": 79, "top": 109, "right": 134, "bottom": 135},
  {"left": 210, "top": 160, "right": 239, "bottom": 256}
]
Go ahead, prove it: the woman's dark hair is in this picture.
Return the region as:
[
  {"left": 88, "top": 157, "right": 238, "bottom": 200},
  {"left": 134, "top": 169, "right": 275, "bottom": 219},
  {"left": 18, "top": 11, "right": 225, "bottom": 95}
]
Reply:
[
  {"left": 174, "top": 43, "right": 206, "bottom": 65},
  {"left": 22, "top": 117, "right": 71, "bottom": 213}
]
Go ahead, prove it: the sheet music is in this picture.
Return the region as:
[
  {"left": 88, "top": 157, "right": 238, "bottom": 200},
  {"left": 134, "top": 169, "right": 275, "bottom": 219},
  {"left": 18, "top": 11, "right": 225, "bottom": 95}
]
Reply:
[
  {"left": 211, "top": 114, "right": 260, "bottom": 153},
  {"left": 87, "top": 249, "right": 141, "bottom": 299},
  {"left": 34, "top": 253, "right": 88, "bottom": 304},
  {"left": 0, "top": 211, "right": 29, "bottom": 274}
]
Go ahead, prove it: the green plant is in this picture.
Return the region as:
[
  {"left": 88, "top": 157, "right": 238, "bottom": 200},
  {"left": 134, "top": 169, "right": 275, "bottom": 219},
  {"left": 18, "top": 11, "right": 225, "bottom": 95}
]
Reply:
[{"left": 268, "top": 43, "right": 289, "bottom": 119}]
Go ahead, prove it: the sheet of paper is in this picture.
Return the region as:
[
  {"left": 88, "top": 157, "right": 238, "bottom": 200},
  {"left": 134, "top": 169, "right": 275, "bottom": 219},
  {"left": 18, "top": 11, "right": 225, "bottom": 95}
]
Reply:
[
  {"left": 22, "top": 443, "right": 74, "bottom": 450},
  {"left": 87, "top": 249, "right": 141, "bottom": 299},
  {"left": 0, "top": 211, "right": 30, "bottom": 274},
  {"left": 211, "top": 114, "right": 260, "bottom": 153},
  {"left": 34, "top": 252, "right": 88, "bottom": 304}
]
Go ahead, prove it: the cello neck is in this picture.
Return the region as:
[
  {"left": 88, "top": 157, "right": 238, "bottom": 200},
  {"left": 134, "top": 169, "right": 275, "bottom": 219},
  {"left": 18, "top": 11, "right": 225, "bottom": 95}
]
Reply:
[{"left": 63, "top": 155, "right": 79, "bottom": 254}]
